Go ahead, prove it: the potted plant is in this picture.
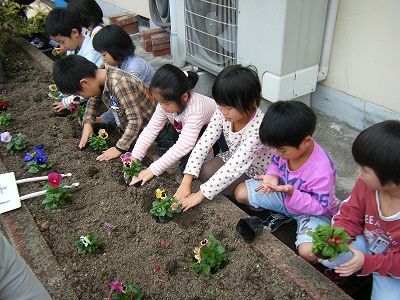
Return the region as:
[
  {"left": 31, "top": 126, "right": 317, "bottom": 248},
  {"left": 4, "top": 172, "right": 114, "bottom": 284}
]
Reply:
[
  {"left": 150, "top": 189, "right": 181, "bottom": 223},
  {"left": 191, "top": 235, "right": 228, "bottom": 276},
  {"left": 307, "top": 224, "right": 351, "bottom": 259}
]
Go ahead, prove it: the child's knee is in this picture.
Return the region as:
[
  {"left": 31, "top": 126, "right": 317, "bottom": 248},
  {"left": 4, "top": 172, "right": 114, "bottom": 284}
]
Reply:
[
  {"left": 234, "top": 182, "right": 249, "bottom": 204},
  {"left": 298, "top": 242, "right": 318, "bottom": 264}
]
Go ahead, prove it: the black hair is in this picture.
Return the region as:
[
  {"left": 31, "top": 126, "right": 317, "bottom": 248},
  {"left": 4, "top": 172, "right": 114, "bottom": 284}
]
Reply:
[
  {"left": 212, "top": 65, "right": 261, "bottom": 114},
  {"left": 352, "top": 120, "right": 400, "bottom": 186},
  {"left": 149, "top": 64, "right": 198, "bottom": 112},
  {"left": 259, "top": 100, "right": 317, "bottom": 148},
  {"left": 45, "top": 8, "right": 82, "bottom": 37},
  {"left": 53, "top": 55, "right": 97, "bottom": 94},
  {"left": 67, "top": 0, "right": 103, "bottom": 29},
  {"left": 93, "top": 24, "right": 135, "bottom": 63}
]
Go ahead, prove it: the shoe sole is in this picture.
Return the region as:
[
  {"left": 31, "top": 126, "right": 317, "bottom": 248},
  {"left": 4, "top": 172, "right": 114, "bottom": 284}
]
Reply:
[{"left": 265, "top": 217, "right": 293, "bottom": 233}]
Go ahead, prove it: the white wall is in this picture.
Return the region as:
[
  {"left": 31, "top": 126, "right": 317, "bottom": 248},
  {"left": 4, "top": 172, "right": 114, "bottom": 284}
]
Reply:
[
  {"left": 322, "top": 0, "right": 400, "bottom": 114},
  {"left": 98, "top": 0, "right": 150, "bottom": 19}
]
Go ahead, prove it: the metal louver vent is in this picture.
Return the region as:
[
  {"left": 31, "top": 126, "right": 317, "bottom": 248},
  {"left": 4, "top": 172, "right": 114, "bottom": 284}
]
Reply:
[{"left": 185, "top": 0, "right": 237, "bottom": 74}]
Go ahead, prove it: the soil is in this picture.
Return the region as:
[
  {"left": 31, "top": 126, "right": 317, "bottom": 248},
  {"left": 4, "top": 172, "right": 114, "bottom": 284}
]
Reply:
[{"left": 0, "top": 40, "right": 314, "bottom": 300}]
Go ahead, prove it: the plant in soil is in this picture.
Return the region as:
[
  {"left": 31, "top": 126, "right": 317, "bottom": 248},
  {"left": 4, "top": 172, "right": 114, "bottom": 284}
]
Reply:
[
  {"left": 0, "top": 89, "right": 9, "bottom": 110},
  {"left": 4, "top": 132, "right": 26, "bottom": 155},
  {"left": 120, "top": 152, "right": 146, "bottom": 181},
  {"left": 48, "top": 84, "right": 62, "bottom": 101},
  {"left": 24, "top": 145, "right": 52, "bottom": 173},
  {"left": 77, "top": 234, "right": 104, "bottom": 254},
  {"left": 307, "top": 224, "right": 351, "bottom": 259},
  {"left": 69, "top": 99, "right": 86, "bottom": 121},
  {"left": 107, "top": 281, "right": 143, "bottom": 300},
  {"left": 41, "top": 172, "right": 72, "bottom": 210},
  {"left": 88, "top": 129, "right": 109, "bottom": 151},
  {"left": 150, "top": 188, "right": 181, "bottom": 221},
  {"left": 191, "top": 234, "right": 228, "bottom": 276},
  {"left": 0, "top": 112, "right": 11, "bottom": 126}
]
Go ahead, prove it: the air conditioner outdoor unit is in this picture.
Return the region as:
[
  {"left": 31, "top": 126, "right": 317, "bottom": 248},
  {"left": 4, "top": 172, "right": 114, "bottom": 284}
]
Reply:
[{"left": 171, "top": 0, "right": 328, "bottom": 102}]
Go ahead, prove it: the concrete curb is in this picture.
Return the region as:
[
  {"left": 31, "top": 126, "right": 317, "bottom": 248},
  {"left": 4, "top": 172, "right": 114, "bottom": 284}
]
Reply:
[{"left": 1, "top": 37, "right": 352, "bottom": 300}]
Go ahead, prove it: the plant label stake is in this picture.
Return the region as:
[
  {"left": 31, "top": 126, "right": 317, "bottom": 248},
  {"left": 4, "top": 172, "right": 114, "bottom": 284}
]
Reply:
[{"left": 0, "top": 172, "right": 78, "bottom": 214}]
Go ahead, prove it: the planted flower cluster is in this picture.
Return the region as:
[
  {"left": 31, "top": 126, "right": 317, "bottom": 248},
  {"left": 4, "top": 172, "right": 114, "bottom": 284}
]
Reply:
[
  {"left": 150, "top": 188, "right": 181, "bottom": 221},
  {"left": 191, "top": 235, "right": 228, "bottom": 276},
  {"left": 88, "top": 129, "right": 109, "bottom": 151},
  {"left": 24, "top": 146, "right": 52, "bottom": 173},
  {"left": 120, "top": 152, "right": 147, "bottom": 181},
  {"left": 77, "top": 234, "right": 104, "bottom": 254},
  {"left": 0, "top": 89, "right": 11, "bottom": 126},
  {"left": 107, "top": 281, "right": 143, "bottom": 300}
]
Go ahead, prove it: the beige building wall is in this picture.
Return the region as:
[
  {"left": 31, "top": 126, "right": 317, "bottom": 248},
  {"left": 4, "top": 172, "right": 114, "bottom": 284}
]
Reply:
[
  {"left": 100, "top": 0, "right": 150, "bottom": 19},
  {"left": 323, "top": 0, "right": 400, "bottom": 114}
]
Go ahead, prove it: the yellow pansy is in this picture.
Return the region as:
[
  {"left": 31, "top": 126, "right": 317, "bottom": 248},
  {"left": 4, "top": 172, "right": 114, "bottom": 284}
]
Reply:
[{"left": 98, "top": 129, "right": 108, "bottom": 139}]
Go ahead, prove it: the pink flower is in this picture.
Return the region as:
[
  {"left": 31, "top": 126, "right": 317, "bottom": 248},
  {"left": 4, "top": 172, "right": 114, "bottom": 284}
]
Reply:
[
  {"left": 48, "top": 172, "right": 62, "bottom": 188},
  {"left": 2, "top": 90, "right": 8, "bottom": 96},
  {"left": 0, "top": 132, "right": 11, "bottom": 143},
  {"left": 69, "top": 102, "right": 79, "bottom": 113},
  {"left": 109, "top": 281, "right": 124, "bottom": 293}
]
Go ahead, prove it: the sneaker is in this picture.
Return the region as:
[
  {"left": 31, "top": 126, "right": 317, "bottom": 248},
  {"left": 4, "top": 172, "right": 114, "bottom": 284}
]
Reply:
[{"left": 262, "top": 212, "right": 292, "bottom": 232}]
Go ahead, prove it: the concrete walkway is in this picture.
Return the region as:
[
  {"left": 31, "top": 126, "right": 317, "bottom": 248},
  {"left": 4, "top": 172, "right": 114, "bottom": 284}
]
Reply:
[{"left": 0, "top": 36, "right": 361, "bottom": 299}]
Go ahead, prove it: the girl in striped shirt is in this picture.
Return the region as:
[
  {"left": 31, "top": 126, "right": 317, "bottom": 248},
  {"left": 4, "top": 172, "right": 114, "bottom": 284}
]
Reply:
[{"left": 128, "top": 64, "right": 217, "bottom": 186}]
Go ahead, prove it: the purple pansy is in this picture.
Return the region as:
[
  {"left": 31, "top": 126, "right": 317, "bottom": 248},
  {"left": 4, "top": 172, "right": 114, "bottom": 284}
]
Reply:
[
  {"left": 24, "top": 152, "right": 33, "bottom": 161},
  {"left": 0, "top": 132, "right": 11, "bottom": 143},
  {"left": 33, "top": 153, "right": 47, "bottom": 164},
  {"left": 33, "top": 146, "right": 45, "bottom": 153},
  {"left": 108, "top": 281, "right": 124, "bottom": 293},
  {"left": 2, "top": 90, "right": 8, "bottom": 96}
]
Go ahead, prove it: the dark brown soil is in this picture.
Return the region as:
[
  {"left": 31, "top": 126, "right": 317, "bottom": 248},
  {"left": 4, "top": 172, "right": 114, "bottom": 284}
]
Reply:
[{"left": 0, "top": 40, "right": 313, "bottom": 300}]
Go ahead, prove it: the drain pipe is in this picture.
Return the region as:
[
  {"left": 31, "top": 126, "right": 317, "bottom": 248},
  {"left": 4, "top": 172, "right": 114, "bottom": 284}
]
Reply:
[
  {"left": 170, "top": 0, "right": 186, "bottom": 67},
  {"left": 317, "top": 0, "right": 339, "bottom": 82}
]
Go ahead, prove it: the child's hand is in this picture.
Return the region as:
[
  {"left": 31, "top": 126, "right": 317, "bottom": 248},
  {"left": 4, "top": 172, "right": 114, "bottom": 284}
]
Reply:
[
  {"left": 254, "top": 174, "right": 279, "bottom": 194},
  {"left": 129, "top": 168, "right": 154, "bottom": 186},
  {"left": 54, "top": 45, "right": 67, "bottom": 55},
  {"left": 334, "top": 246, "right": 364, "bottom": 277},
  {"left": 79, "top": 123, "right": 93, "bottom": 148},
  {"left": 52, "top": 101, "right": 66, "bottom": 113},
  {"left": 263, "top": 183, "right": 294, "bottom": 196},
  {"left": 174, "top": 175, "right": 193, "bottom": 200},
  {"left": 179, "top": 190, "right": 205, "bottom": 212},
  {"left": 96, "top": 147, "right": 122, "bottom": 161}
]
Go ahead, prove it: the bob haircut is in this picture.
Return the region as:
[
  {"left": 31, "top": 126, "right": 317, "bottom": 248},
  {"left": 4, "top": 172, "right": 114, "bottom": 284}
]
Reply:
[
  {"left": 212, "top": 65, "right": 261, "bottom": 114},
  {"left": 93, "top": 24, "right": 135, "bottom": 63},
  {"left": 45, "top": 8, "right": 82, "bottom": 38},
  {"left": 259, "top": 100, "right": 316, "bottom": 148},
  {"left": 67, "top": 0, "right": 103, "bottom": 29},
  {"left": 149, "top": 64, "right": 198, "bottom": 112},
  {"left": 53, "top": 55, "right": 97, "bottom": 95},
  {"left": 352, "top": 120, "right": 400, "bottom": 186}
]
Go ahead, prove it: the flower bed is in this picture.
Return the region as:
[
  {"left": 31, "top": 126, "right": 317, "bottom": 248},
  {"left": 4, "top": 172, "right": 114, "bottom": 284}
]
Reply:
[{"left": 0, "top": 39, "right": 337, "bottom": 300}]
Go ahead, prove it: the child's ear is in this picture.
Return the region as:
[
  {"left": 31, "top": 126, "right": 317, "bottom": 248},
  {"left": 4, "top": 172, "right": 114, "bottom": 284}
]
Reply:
[
  {"left": 181, "top": 92, "right": 189, "bottom": 102},
  {"left": 303, "top": 136, "right": 313, "bottom": 146},
  {"left": 71, "top": 28, "right": 80, "bottom": 38},
  {"left": 80, "top": 78, "right": 90, "bottom": 87}
]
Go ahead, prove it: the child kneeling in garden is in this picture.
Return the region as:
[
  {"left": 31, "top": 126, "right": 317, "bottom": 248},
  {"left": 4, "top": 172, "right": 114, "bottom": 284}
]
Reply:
[
  {"left": 53, "top": 55, "right": 156, "bottom": 161},
  {"left": 128, "top": 64, "right": 217, "bottom": 186},
  {"left": 320, "top": 120, "right": 400, "bottom": 299},
  {"left": 234, "top": 100, "right": 339, "bottom": 263}
]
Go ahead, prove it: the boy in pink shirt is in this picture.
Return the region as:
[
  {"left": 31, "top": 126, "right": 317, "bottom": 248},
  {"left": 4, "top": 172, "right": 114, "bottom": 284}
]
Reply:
[
  {"left": 321, "top": 120, "right": 400, "bottom": 299},
  {"left": 235, "top": 100, "right": 339, "bottom": 263}
]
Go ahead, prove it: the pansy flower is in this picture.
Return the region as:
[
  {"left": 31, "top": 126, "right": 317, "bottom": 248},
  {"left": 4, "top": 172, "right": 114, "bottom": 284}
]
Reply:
[
  {"left": 98, "top": 129, "right": 108, "bottom": 139},
  {"left": 33, "top": 153, "right": 47, "bottom": 164},
  {"left": 24, "top": 152, "right": 33, "bottom": 161},
  {"left": 156, "top": 188, "right": 167, "bottom": 199},
  {"left": 48, "top": 172, "right": 62, "bottom": 188},
  {"left": 79, "top": 236, "right": 92, "bottom": 247},
  {"left": 69, "top": 102, "right": 79, "bottom": 113},
  {"left": 0, "top": 132, "right": 11, "bottom": 143},
  {"left": 193, "top": 247, "right": 202, "bottom": 263},
  {"left": 2, "top": 89, "right": 9, "bottom": 96},
  {"left": 0, "top": 101, "right": 9, "bottom": 111},
  {"left": 33, "top": 145, "right": 45, "bottom": 153},
  {"left": 170, "top": 202, "right": 179, "bottom": 211},
  {"left": 48, "top": 84, "right": 58, "bottom": 92},
  {"left": 200, "top": 239, "right": 210, "bottom": 247},
  {"left": 108, "top": 281, "right": 124, "bottom": 293}
]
